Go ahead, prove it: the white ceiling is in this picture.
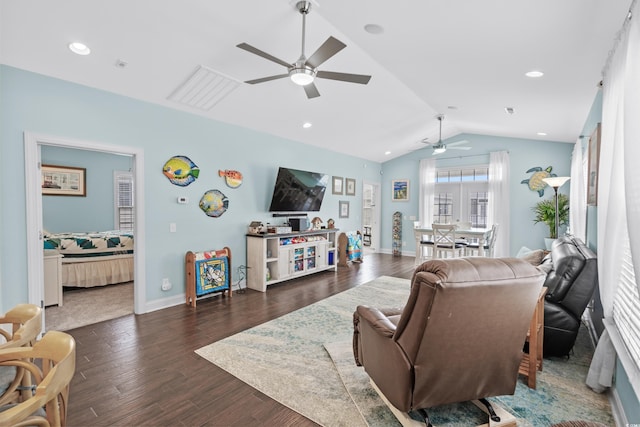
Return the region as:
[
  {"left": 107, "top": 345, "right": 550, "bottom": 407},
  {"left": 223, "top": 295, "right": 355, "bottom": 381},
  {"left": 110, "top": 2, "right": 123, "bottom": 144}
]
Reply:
[{"left": 0, "top": 1, "right": 631, "bottom": 162}]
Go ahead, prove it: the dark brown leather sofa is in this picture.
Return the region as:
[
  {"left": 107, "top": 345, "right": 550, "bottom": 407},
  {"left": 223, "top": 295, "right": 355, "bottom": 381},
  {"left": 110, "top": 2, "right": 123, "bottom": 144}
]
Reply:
[
  {"left": 539, "top": 235, "right": 598, "bottom": 357},
  {"left": 353, "top": 257, "right": 545, "bottom": 425}
]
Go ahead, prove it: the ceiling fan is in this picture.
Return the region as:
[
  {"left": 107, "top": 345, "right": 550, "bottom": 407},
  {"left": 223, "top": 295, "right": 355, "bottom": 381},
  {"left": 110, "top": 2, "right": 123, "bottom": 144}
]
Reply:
[
  {"left": 421, "top": 114, "right": 472, "bottom": 155},
  {"left": 236, "top": 1, "right": 371, "bottom": 99}
]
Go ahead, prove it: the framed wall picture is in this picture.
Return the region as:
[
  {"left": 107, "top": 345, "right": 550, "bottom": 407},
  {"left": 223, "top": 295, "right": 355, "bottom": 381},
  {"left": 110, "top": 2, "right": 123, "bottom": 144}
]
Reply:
[
  {"left": 392, "top": 179, "right": 409, "bottom": 201},
  {"left": 345, "top": 178, "right": 356, "bottom": 196},
  {"left": 587, "top": 123, "right": 601, "bottom": 206},
  {"left": 332, "top": 176, "right": 343, "bottom": 195},
  {"left": 339, "top": 200, "right": 350, "bottom": 218},
  {"left": 41, "top": 164, "right": 86, "bottom": 196}
]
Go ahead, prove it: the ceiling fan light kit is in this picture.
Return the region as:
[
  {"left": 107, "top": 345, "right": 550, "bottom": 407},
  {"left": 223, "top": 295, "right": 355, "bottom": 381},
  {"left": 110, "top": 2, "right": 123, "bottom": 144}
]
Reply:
[
  {"left": 289, "top": 65, "right": 316, "bottom": 85},
  {"left": 236, "top": 0, "right": 371, "bottom": 98},
  {"left": 421, "top": 114, "right": 472, "bottom": 155}
]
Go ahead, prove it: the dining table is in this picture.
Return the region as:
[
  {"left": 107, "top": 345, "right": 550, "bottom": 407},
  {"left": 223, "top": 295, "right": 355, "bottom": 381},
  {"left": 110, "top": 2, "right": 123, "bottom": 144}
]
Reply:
[{"left": 414, "top": 225, "right": 493, "bottom": 262}]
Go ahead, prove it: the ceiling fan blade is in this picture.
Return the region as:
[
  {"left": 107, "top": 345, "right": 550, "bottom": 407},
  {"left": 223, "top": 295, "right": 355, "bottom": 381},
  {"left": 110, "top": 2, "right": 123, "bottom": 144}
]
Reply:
[
  {"left": 448, "top": 146, "right": 472, "bottom": 150},
  {"left": 447, "top": 140, "right": 469, "bottom": 147},
  {"left": 303, "top": 82, "right": 321, "bottom": 99},
  {"left": 316, "top": 70, "right": 371, "bottom": 85},
  {"left": 305, "top": 36, "right": 346, "bottom": 68},
  {"left": 237, "top": 43, "right": 292, "bottom": 68},
  {"left": 244, "top": 74, "right": 289, "bottom": 85}
]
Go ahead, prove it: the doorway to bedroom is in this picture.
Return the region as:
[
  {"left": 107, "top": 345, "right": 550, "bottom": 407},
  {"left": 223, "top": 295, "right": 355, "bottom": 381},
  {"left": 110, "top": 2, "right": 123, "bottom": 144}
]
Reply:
[{"left": 24, "top": 132, "right": 145, "bottom": 332}]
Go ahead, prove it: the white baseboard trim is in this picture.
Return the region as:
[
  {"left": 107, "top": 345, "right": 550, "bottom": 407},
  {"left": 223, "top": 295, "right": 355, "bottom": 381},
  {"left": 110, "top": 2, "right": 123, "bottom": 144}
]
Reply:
[
  {"left": 377, "top": 249, "right": 415, "bottom": 257},
  {"left": 144, "top": 288, "right": 237, "bottom": 313},
  {"left": 609, "top": 387, "right": 628, "bottom": 427},
  {"left": 144, "top": 293, "right": 185, "bottom": 313}
]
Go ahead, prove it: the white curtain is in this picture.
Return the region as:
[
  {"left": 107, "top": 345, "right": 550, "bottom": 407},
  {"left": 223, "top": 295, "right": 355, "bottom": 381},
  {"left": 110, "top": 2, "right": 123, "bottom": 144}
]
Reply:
[
  {"left": 488, "top": 151, "right": 510, "bottom": 257},
  {"left": 418, "top": 158, "right": 436, "bottom": 227},
  {"left": 569, "top": 139, "right": 587, "bottom": 242},
  {"left": 587, "top": 0, "right": 639, "bottom": 393},
  {"left": 624, "top": 2, "right": 640, "bottom": 295}
]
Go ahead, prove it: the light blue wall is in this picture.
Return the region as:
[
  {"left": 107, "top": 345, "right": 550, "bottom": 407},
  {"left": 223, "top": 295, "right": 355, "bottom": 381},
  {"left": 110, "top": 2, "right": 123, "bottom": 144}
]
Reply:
[
  {"left": 0, "top": 65, "right": 381, "bottom": 310},
  {"left": 380, "top": 134, "right": 573, "bottom": 256},
  {"left": 41, "top": 146, "right": 133, "bottom": 233}
]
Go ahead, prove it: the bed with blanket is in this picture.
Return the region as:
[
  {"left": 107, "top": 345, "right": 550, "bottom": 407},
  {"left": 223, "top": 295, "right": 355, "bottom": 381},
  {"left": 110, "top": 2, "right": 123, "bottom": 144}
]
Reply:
[{"left": 43, "top": 230, "right": 134, "bottom": 287}]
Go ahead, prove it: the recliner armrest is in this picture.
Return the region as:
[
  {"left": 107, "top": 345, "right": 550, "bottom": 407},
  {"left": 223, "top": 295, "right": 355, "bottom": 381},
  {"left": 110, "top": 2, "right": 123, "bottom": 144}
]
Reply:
[{"left": 356, "top": 306, "right": 397, "bottom": 338}]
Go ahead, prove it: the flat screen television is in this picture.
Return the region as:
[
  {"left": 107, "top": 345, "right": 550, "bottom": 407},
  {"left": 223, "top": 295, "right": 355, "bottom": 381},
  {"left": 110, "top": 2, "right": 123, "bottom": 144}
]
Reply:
[{"left": 268, "top": 167, "right": 329, "bottom": 213}]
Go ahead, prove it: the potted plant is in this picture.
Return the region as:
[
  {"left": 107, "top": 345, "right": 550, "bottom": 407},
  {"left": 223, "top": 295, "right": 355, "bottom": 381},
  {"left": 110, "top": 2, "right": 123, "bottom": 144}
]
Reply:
[{"left": 532, "top": 193, "right": 569, "bottom": 249}]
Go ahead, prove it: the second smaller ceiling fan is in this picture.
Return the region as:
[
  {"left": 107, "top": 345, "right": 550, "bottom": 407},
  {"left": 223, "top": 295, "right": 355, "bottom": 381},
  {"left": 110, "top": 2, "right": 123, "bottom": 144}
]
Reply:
[{"left": 421, "top": 114, "right": 472, "bottom": 155}]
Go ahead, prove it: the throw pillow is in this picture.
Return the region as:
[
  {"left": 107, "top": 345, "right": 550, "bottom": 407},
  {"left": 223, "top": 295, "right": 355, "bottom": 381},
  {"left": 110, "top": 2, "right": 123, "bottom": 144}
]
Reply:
[{"left": 516, "top": 247, "right": 545, "bottom": 266}]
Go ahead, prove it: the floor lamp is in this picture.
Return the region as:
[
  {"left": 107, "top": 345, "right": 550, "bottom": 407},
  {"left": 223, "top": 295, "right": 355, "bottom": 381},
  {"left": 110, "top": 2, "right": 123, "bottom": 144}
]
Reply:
[{"left": 542, "top": 176, "right": 570, "bottom": 239}]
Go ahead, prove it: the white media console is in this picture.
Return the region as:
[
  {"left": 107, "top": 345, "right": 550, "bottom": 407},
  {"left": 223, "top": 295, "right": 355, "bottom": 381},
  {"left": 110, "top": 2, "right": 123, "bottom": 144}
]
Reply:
[{"left": 246, "top": 229, "right": 338, "bottom": 292}]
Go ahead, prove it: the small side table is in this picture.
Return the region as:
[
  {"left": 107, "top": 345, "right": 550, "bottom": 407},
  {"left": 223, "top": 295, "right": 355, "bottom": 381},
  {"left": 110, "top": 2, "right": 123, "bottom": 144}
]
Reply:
[
  {"left": 43, "top": 250, "right": 63, "bottom": 307},
  {"left": 519, "top": 286, "right": 547, "bottom": 389}
]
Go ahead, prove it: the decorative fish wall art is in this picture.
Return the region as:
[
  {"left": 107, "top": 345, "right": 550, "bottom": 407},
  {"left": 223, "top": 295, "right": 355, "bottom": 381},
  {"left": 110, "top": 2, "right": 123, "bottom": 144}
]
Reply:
[
  {"left": 218, "top": 169, "right": 243, "bottom": 188},
  {"left": 199, "top": 189, "right": 229, "bottom": 217},
  {"left": 162, "top": 155, "right": 200, "bottom": 187}
]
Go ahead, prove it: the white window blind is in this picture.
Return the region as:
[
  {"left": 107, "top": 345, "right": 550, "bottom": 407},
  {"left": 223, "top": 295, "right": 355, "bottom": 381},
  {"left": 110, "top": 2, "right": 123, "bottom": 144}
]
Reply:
[
  {"left": 612, "top": 234, "right": 640, "bottom": 371},
  {"left": 114, "top": 171, "right": 134, "bottom": 231}
]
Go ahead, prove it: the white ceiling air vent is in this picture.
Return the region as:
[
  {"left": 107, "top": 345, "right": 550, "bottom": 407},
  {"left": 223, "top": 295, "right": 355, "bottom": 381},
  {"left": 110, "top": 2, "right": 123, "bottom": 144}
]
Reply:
[{"left": 168, "top": 65, "right": 241, "bottom": 110}]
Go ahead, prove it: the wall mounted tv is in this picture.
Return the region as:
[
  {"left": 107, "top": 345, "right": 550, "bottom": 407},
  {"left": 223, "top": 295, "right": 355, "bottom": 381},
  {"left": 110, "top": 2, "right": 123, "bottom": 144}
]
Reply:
[{"left": 268, "top": 167, "right": 329, "bottom": 213}]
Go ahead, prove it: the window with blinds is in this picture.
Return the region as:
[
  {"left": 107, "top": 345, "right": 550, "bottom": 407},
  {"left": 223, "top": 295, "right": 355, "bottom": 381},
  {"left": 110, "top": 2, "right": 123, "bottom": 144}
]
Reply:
[
  {"left": 612, "top": 235, "right": 640, "bottom": 371},
  {"left": 114, "top": 171, "right": 134, "bottom": 231}
]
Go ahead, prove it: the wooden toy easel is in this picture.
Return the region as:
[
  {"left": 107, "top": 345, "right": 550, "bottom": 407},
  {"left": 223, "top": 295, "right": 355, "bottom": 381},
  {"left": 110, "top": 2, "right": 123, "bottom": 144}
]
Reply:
[{"left": 185, "top": 246, "right": 232, "bottom": 307}]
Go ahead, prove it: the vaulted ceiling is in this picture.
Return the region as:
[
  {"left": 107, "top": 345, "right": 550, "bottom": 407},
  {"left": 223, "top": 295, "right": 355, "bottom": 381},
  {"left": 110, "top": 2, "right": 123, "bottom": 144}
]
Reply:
[{"left": 0, "top": 1, "right": 631, "bottom": 162}]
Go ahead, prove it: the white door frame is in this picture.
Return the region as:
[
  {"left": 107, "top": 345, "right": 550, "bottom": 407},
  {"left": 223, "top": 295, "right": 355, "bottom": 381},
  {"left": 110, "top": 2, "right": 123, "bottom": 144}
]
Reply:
[
  {"left": 362, "top": 180, "right": 381, "bottom": 251},
  {"left": 24, "top": 132, "right": 146, "bottom": 318}
]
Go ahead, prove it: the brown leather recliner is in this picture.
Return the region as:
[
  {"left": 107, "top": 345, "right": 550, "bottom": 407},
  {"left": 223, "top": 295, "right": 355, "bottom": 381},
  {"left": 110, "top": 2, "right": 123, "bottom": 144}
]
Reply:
[{"left": 353, "top": 257, "right": 545, "bottom": 426}]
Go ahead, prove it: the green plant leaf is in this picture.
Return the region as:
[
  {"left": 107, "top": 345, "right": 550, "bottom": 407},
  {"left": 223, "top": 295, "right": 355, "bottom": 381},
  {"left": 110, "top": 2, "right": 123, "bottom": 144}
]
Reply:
[{"left": 532, "top": 193, "right": 569, "bottom": 239}]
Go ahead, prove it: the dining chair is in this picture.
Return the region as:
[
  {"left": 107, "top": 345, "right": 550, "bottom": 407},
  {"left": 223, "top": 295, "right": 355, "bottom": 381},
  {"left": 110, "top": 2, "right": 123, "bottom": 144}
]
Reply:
[
  {"left": 431, "top": 223, "right": 466, "bottom": 259},
  {"left": 453, "top": 221, "right": 472, "bottom": 246},
  {"left": 0, "top": 331, "right": 76, "bottom": 427},
  {"left": 465, "top": 224, "right": 499, "bottom": 257},
  {"left": 413, "top": 228, "right": 432, "bottom": 265},
  {"left": 0, "top": 304, "right": 43, "bottom": 406}
]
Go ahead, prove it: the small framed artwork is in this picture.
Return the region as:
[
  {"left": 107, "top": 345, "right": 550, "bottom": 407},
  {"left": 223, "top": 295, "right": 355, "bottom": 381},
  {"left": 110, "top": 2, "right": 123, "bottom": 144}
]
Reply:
[
  {"left": 339, "top": 200, "right": 350, "bottom": 218},
  {"left": 345, "top": 178, "right": 356, "bottom": 196},
  {"left": 41, "top": 164, "right": 86, "bottom": 197},
  {"left": 392, "top": 179, "right": 409, "bottom": 201},
  {"left": 332, "top": 176, "right": 343, "bottom": 195},
  {"left": 587, "top": 123, "right": 601, "bottom": 206}
]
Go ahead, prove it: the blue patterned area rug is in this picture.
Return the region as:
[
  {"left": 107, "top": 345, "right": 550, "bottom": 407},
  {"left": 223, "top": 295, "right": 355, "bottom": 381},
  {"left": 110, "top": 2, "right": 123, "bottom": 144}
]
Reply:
[{"left": 195, "top": 276, "right": 613, "bottom": 427}]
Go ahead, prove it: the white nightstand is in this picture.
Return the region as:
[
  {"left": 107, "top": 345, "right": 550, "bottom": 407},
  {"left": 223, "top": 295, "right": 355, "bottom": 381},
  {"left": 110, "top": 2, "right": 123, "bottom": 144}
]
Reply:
[{"left": 43, "top": 250, "right": 63, "bottom": 307}]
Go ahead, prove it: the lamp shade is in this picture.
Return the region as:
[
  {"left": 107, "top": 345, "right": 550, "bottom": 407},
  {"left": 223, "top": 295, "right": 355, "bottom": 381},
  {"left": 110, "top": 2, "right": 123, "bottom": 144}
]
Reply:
[{"left": 542, "top": 176, "right": 570, "bottom": 188}]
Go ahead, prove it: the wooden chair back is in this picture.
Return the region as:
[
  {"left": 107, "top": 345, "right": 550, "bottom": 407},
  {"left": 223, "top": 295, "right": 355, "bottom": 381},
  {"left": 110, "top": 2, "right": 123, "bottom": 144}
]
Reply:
[
  {"left": 0, "top": 331, "right": 76, "bottom": 427},
  {"left": 0, "top": 304, "right": 43, "bottom": 405},
  {"left": 0, "top": 304, "right": 42, "bottom": 350}
]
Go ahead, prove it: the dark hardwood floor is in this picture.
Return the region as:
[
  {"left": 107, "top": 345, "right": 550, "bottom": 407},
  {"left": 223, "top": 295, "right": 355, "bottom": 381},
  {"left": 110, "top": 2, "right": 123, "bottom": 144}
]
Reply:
[{"left": 66, "top": 252, "right": 416, "bottom": 426}]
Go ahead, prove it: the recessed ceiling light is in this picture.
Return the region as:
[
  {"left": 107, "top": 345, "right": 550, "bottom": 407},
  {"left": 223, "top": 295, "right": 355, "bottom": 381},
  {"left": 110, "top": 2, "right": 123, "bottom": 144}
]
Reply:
[
  {"left": 504, "top": 107, "right": 515, "bottom": 115},
  {"left": 302, "top": 122, "right": 312, "bottom": 128},
  {"left": 364, "top": 24, "right": 384, "bottom": 35},
  {"left": 525, "top": 70, "right": 544, "bottom": 78},
  {"left": 537, "top": 132, "right": 547, "bottom": 136},
  {"left": 384, "top": 151, "right": 391, "bottom": 155},
  {"left": 68, "top": 42, "right": 91, "bottom": 55}
]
